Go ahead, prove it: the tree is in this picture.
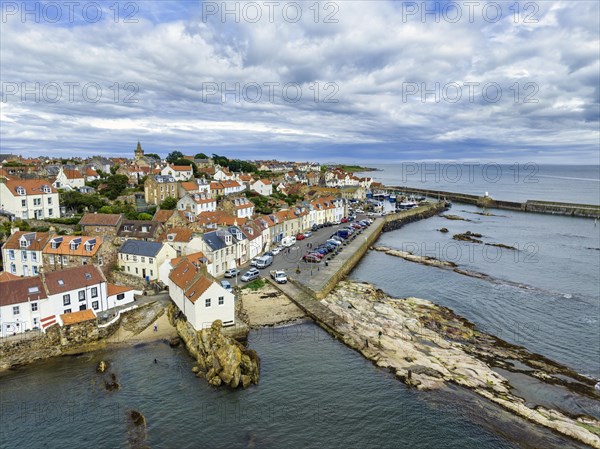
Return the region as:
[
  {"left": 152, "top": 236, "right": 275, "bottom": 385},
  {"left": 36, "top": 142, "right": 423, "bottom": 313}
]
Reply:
[
  {"left": 138, "top": 212, "right": 153, "bottom": 220},
  {"left": 166, "top": 151, "right": 184, "bottom": 163},
  {"left": 110, "top": 164, "right": 120, "bottom": 175},
  {"left": 194, "top": 152, "right": 209, "bottom": 159},
  {"left": 100, "top": 174, "right": 129, "bottom": 200},
  {"left": 160, "top": 196, "right": 177, "bottom": 210},
  {"left": 145, "top": 153, "right": 161, "bottom": 160}
]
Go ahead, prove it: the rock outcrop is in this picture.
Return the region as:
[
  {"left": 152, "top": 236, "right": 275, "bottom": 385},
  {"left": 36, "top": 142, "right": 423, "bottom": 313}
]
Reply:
[
  {"left": 168, "top": 304, "right": 260, "bottom": 389},
  {"left": 373, "top": 246, "right": 457, "bottom": 268},
  {"left": 319, "top": 281, "right": 600, "bottom": 448},
  {"left": 453, "top": 231, "right": 483, "bottom": 243}
]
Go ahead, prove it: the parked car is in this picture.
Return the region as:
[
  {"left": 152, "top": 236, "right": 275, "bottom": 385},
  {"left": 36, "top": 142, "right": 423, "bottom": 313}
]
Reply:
[
  {"left": 327, "top": 239, "right": 342, "bottom": 246},
  {"left": 281, "top": 236, "right": 296, "bottom": 247},
  {"left": 264, "top": 251, "right": 274, "bottom": 257},
  {"left": 250, "top": 257, "right": 261, "bottom": 267},
  {"left": 332, "top": 220, "right": 341, "bottom": 225},
  {"left": 255, "top": 255, "right": 274, "bottom": 269},
  {"left": 341, "top": 217, "right": 349, "bottom": 223},
  {"left": 331, "top": 234, "right": 345, "bottom": 242},
  {"left": 271, "top": 247, "right": 281, "bottom": 255},
  {"left": 303, "top": 254, "right": 321, "bottom": 263},
  {"left": 296, "top": 233, "right": 305, "bottom": 241},
  {"left": 241, "top": 268, "right": 260, "bottom": 282},
  {"left": 224, "top": 268, "right": 240, "bottom": 278},
  {"left": 270, "top": 270, "right": 288, "bottom": 284},
  {"left": 312, "top": 224, "right": 318, "bottom": 231},
  {"left": 220, "top": 280, "right": 233, "bottom": 291},
  {"left": 303, "top": 231, "right": 313, "bottom": 238},
  {"left": 355, "top": 209, "right": 364, "bottom": 213},
  {"left": 324, "top": 221, "right": 333, "bottom": 227}
]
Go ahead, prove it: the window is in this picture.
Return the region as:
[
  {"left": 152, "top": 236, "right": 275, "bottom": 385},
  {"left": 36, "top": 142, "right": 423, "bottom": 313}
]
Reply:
[
  {"left": 79, "top": 290, "right": 86, "bottom": 301},
  {"left": 48, "top": 197, "right": 52, "bottom": 204},
  {"left": 218, "top": 296, "right": 224, "bottom": 305},
  {"left": 31, "top": 252, "right": 37, "bottom": 262},
  {"left": 49, "top": 255, "right": 55, "bottom": 264},
  {"left": 10, "top": 263, "right": 16, "bottom": 274},
  {"left": 135, "top": 268, "right": 139, "bottom": 274},
  {"left": 79, "top": 305, "right": 86, "bottom": 311},
  {"left": 17, "top": 187, "right": 26, "bottom": 195},
  {"left": 117, "top": 293, "right": 125, "bottom": 300},
  {"left": 62, "top": 255, "right": 68, "bottom": 264},
  {"left": 32, "top": 266, "right": 38, "bottom": 275},
  {"left": 91, "top": 287, "right": 98, "bottom": 298},
  {"left": 149, "top": 258, "right": 153, "bottom": 264},
  {"left": 63, "top": 295, "right": 71, "bottom": 305},
  {"left": 21, "top": 199, "right": 26, "bottom": 207},
  {"left": 98, "top": 256, "right": 103, "bottom": 266},
  {"left": 20, "top": 239, "right": 28, "bottom": 248},
  {"left": 64, "top": 309, "right": 71, "bottom": 314},
  {"left": 21, "top": 251, "right": 27, "bottom": 261},
  {"left": 33, "top": 198, "right": 41, "bottom": 206},
  {"left": 205, "top": 298, "right": 211, "bottom": 307},
  {"left": 150, "top": 270, "right": 153, "bottom": 276},
  {"left": 13, "top": 306, "right": 20, "bottom": 315},
  {"left": 141, "top": 257, "right": 145, "bottom": 263},
  {"left": 8, "top": 250, "right": 15, "bottom": 260},
  {"left": 92, "top": 301, "right": 99, "bottom": 310},
  {"left": 48, "top": 208, "right": 53, "bottom": 216},
  {"left": 31, "top": 302, "right": 38, "bottom": 312}
]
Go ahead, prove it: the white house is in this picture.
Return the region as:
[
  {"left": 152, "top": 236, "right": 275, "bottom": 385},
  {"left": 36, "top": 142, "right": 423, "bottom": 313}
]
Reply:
[
  {"left": 52, "top": 167, "right": 85, "bottom": 190},
  {"left": 161, "top": 164, "right": 193, "bottom": 181},
  {"left": 230, "top": 197, "right": 255, "bottom": 219},
  {"left": 118, "top": 240, "right": 177, "bottom": 281},
  {"left": 167, "top": 257, "right": 235, "bottom": 330},
  {"left": 177, "top": 193, "right": 217, "bottom": 216},
  {"left": 0, "top": 265, "right": 137, "bottom": 337},
  {"left": 221, "top": 180, "right": 244, "bottom": 196},
  {"left": 213, "top": 167, "right": 234, "bottom": 181},
  {"left": 2, "top": 231, "right": 51, "bottom": 277},
  {"left": 251, "top": 179, "right": 273, "bottom": 196},
  {"left": 0, "top": 179, "right": 60, "bottom": 220}
]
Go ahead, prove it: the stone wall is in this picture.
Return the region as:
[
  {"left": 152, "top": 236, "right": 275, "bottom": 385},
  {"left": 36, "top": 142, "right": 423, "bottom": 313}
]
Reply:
[{"left": 108, "top": 270, "right": 150, "bottom": 290}]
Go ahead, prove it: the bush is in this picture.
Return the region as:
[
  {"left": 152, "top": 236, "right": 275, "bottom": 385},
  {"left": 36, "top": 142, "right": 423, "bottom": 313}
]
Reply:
[
  {"left": 44, "top": 217, "right": 81, "bottom": 225},
  {"left": 243, "top": 278, "right": 266, "bottom": 291}
]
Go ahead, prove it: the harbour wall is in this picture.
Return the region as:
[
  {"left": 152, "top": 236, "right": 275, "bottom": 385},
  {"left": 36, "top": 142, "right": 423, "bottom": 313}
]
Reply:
[{"left": 389, "top": 186, "right": 600, "bottom": 218}]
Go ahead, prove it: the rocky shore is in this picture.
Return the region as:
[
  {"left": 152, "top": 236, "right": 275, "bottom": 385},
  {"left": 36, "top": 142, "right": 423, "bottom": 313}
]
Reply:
[
  {"left": 318, "top": 281, "right": 600, "bottom": 448},
  {"left": 167, "top": 304, "right": 260, "bottom": 389}
]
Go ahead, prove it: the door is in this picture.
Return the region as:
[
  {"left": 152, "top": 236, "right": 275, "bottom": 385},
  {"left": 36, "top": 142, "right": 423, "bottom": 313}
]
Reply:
[{"left": 142, "top": 268, "right": 147, "bottom": 278}]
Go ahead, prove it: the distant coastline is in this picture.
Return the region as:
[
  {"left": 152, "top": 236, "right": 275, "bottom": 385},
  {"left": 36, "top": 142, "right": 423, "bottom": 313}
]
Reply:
[{"left": 334, "top": 164, "right": 379, "bottom": 173}]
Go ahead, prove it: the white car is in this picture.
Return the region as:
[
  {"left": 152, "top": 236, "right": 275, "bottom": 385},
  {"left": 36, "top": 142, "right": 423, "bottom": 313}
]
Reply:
[{"left": 271, "top": 247, "right": 281, "bottom": 255}]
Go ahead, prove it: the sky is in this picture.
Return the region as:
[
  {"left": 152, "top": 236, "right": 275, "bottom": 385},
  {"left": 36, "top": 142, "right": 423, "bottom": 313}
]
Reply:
[{"left": 1, "top": 0, "right": 599, "bottom": 164}]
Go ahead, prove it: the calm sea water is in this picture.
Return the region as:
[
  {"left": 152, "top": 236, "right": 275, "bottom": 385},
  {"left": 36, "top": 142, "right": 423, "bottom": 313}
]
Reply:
[
  {"left": 0, "top": 326, "right": 588, "bottom": 449},
  {"left": 356, "top": 164, "right": 600, "bottom": 204}
]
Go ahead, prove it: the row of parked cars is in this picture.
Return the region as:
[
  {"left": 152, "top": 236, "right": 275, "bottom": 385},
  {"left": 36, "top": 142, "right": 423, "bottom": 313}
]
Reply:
[{"left": 302, "top": 219, "right": 372, "bottom": 263}]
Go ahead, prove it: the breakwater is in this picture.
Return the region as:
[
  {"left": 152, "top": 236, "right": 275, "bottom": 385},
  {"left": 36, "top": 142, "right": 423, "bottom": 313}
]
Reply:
[{"left": 390, "top": 186, "right": 600, "bottom": 218}]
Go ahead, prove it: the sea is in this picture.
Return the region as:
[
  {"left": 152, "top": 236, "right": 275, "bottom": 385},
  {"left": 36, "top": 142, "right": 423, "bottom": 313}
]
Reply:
[{"left": 1, "top": 165, "right": 598, "bottom": 449}]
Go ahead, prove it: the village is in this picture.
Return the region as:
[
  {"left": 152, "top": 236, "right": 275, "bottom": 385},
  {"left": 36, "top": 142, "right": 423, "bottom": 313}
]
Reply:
[{"left": 0, "top": 143, "right": 381, "bottom": 341}]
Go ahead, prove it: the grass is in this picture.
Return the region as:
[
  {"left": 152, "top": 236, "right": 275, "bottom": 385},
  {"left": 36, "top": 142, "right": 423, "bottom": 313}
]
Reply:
[
  {"left": 243, "top": 278, "right": 266, "bottom": 291},
  {"left": 576, "top": 422, "right": 600, "bottom": 436}
]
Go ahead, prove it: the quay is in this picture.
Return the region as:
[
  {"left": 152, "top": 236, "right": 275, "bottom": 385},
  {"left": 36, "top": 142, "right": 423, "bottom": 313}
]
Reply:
[
  {"left": 267, "top": 202, "right": 447, "bottom": 327},
  {"left": 388, "top": 186, "right": 600, "bottom": 218}
]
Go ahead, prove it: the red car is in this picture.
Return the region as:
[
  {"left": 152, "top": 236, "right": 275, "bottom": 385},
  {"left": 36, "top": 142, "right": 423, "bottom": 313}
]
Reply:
[
  {"left": 303, "top": 254, "right": 321, "bottom": 263},
  {"left": 341, "top": 217, "right": 349, "bottom": 223},
  {"left": 296, "top": 233, "right": 306, "bottom": 241}
]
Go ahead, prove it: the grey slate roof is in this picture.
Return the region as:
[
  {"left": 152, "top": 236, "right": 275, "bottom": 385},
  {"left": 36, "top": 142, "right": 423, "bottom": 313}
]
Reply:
[
  {"left": 203, "top": 230, "right": 227, "bottom": 251},
  {"left": 118, "top": 240, "right": 163, "bottom": 257}
]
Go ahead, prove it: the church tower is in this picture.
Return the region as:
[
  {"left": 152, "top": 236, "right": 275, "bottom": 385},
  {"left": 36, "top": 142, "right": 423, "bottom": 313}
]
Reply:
[{"left": 134, "top": 141, "right": 144, "bottom": 161}]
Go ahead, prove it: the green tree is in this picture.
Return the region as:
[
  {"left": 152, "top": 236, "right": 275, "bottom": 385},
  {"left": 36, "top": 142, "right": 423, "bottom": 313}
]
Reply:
[
  {"left": 100, "top": 174, "right": 129, "bottom": 200},
  {"left": 110, "top": 164, "right": 120, "bottom": 175},
  {"left": 194, "top": 152, "right": 209, "bottom": 159},
  {"left": 138, "top": 212, "right": 153, "bottom": 220},
  {"left": 160, "top": 196, "right": 177, "bottom": 210},
  {"left": 166, "top": 151, "right": 184, "bottom": 163},
  {"left": 145, "top": 153, "right": 161, "bottom": 160}
]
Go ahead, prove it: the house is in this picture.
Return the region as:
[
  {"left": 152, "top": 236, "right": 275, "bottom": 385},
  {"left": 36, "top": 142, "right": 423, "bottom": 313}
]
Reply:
[
  {"left": 152, "top": 209, "right": 189, "bottom": 229},
  {"left": 84, "top": 167, "right": 100, "bottom": 182},
  {"left": 0, "top": 179, "right": 59, "bottom": 219},
  {"left": 236, "top": 173, "right": 254, "bottom": 189},
  {"left": 158, "top": 251, "right": 211, "bottom": 287},
  {"left": 210, "top": 181, "right": 224, "bottom": 197},
  {"left": 213, "top": 167, "right": 234, "bottom": 181},
  {"left": 178, "top": 179, "right": 210, "bottom": 198},
  {"left": 251, "top": 179, "right": 273, "bottom": 196},
  {"left": 240, "top": 222, "right": 264, "bottom": 260},
  {"left": 144, "top": 175, "right": 178, "bottom": 205},
  {"left": 117, "top": 220, "right": 163, "bottom": 242},
  {"left": 167, "top": 258, "right": 235, "bottom": 330},
  {"left": 177, "top": 193, "right": 217, "bottom": 217},
  {"left": 221, "top": 180, "right": 244, "bottom": 196},
  {"left": 52, "top": 167, "right": 85, "bottom": 190},
  {"left": 2, "top": 231, "right": 51, "bottom": 277},
  {"left": 79, "top": 213, "right": 123, "bottom": 237},
  {"left": 0, "top": 265, "right": 137, "bottom": 337},
  {"left": 42, "top": 236, "right": 104, "bottom": 271},
  {"left": 340, "top": 186, "right": 366, "bottom": 201},
  {"left": 223, "top": 197, "right": 255, "bottom": 219},
  {"left": 159, "top": 227, "right": 194, "bottom": 256},
  {"left": 161, "top": 164, "right": 193, "bottom": 181},
  {"left": 118, "top": 240, "right": 177, "bottom": 281},
  {"left": 201, "top": 229, "right": 239, "bottom": 277}
]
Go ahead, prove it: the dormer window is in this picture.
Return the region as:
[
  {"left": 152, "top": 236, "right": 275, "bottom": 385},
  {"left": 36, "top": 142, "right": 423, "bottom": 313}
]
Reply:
[
  {"left": 50, "top": 237, "right": 63, "bottom": 249},
  {"left": 141, "top": 226, "right": 149, "bottom": 233},
  {"left": 167, "top": 234, "right": 175, "bottom": 241},
  {"left": 20, "top": 238, "right": 29, "bottom": 248},
  {"left": 84, "top": 239, "right": 96, "bottom": 251},
  {"left": 225, "top": 235, "right": 232, "bottom": 245},
  {"left": 43, "top": 185, "right": 51, "bottom": 193},
  {"left": 70, "top": 238, "right": 81, "bottom": 251},
  {"left": 16, "top": 186, "right": 26, "bottom": 195}
]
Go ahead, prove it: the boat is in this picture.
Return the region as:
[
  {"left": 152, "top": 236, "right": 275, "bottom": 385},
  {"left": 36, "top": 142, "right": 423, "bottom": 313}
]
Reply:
[
  {"left": 366, "top": 190, "right": 373, "bottom": 199},
  {"left": 389, "top": 194, "right": 396, "bottom": 203}
]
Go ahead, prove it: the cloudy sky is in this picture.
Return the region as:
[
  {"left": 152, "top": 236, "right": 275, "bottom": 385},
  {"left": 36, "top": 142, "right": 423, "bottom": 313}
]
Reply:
[{"left": 1, "top": 0, "right": 598, "bottom": 163}]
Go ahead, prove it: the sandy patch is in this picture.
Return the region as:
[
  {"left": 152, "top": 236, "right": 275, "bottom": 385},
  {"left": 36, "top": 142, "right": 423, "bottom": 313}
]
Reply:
[{"left": 239, "top": 284, "right": 306, "bottom": 327}]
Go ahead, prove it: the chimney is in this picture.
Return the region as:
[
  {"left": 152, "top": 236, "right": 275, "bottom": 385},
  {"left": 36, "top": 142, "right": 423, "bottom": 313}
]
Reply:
[{"left": 10, "top": 227, "right": 19, "bottom": 235}]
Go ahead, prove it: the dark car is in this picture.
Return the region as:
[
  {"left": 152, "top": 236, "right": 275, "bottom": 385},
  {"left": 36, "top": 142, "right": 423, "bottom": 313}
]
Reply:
[
  {"left": 312, "top": 224, "right": 318, "bottom": 231},
  {"left": 331, "top": 234, "right": 345, "bottom": 242},
  {"left": 303, "top": 254, "right": 321, "bottom": 263}
]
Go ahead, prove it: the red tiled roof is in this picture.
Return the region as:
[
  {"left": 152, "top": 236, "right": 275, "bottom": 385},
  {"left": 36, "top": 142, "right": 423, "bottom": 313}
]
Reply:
[
  {"left": 0, "top": 271, "right": 21, "bottom": 282},
  {"left": 79, "top": 213, "right": 121, "bottom": 227},
  {"left": 107, "top": 283, "right": 134, "bottom": 297},
  {"left": 5, "top": 179, "right": 56, "bottom": 195},
  {"left": 61, "top": 309, "right": 96, "bottom": 326},
  {"left": 0, "top": 276, "right": 47, "bottom": 307},
  {"left": 44, "top": 265, "right": 105, "bottom": 295},
  {"left": 153, "top": 209, "right": 175, "bottom": 223},
  {"left": 2, "top": 231, "right": 51, "bottom": 251}
]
